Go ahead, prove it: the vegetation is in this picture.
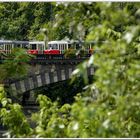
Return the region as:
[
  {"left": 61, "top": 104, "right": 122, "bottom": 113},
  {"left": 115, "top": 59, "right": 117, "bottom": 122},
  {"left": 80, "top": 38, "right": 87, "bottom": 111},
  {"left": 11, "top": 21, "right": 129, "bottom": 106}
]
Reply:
[
  {"left": 35, "top": 76, "right": 93, "bottom": 105},
  {"left": 0, "top": 2, "right": 140, "bottom": 138},
  {"left": 0, "top": 48, "right": 32, "bottom": 83},
  {"left": 64, "top": 49, "right": 76, "bottom": 58}
]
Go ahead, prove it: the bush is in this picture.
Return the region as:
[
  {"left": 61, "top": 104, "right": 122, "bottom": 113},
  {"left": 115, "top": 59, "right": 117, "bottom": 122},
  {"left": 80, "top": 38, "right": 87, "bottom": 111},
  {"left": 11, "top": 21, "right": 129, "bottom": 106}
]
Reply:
[{"left": 64, "top": 49, "right": 76, "bottom": 58}]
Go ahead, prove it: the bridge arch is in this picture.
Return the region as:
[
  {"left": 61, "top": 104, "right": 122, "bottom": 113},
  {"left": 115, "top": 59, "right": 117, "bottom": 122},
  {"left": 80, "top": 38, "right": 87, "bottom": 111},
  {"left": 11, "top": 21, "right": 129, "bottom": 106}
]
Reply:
[{"left": 9, "top": 66, "right": 94, "bottom": 98}]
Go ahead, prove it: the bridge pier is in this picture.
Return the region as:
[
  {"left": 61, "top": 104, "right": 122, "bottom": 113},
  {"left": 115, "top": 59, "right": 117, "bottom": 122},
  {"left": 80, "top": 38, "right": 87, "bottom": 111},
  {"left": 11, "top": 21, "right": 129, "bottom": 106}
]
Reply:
[{"left": 22, "top": 91, "right": 36, "bottom": 105}]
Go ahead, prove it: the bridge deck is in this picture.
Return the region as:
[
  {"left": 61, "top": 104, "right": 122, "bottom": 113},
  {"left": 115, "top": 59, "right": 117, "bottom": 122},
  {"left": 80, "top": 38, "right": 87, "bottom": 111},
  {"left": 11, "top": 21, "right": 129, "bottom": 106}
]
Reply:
[{"left": 30, "top": 58, "right": 88, "bottom": 64}]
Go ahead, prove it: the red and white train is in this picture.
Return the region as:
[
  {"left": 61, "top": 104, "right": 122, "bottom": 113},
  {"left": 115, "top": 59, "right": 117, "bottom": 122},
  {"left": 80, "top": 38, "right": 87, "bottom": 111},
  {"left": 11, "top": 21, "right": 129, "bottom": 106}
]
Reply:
[{"left": 0, "top": 40, "right": 94, "bottom": 59}]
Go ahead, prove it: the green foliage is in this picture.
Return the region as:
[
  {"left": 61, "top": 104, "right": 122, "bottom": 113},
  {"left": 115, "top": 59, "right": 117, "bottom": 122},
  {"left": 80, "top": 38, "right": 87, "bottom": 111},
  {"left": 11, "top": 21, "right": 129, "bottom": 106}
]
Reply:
[
  {"left": 0, "top": 48, "right": 32, "bottom": 82},
  {"left": 64, "top": 49, "right": 76, "bottom": 58},
  {"left": 0, "top": 48, "right": 33, "bottom": 102},
  {"left": 71, "top": 55, "right": 94, "bottom": 84},
  {"left": 1, "top": 2, "right": 140, "bottom": 138},
  {"left": 31, "top": 95, "right": 71, "bottom": 138},
  {"left": 0, "top": 85, "right": 32, "bottom": 137},
  {"left": 68, "top": 2, "right": 140, "bottom": 137},
  {"left": 0, "top": 2, "right": 53, "bottom": 40},
  {"left": 34, "top": 77, "right": 92, "bottom": 105}
]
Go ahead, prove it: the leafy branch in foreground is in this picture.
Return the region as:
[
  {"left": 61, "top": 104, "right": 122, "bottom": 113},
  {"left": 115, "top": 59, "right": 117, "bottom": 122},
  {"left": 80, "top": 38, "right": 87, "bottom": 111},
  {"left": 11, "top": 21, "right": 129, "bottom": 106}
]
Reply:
[
  {"left": 0, "top": 48, "right": 33, "bottom": 82},
  {"left": 1, "top": 2, "right": 140, "bottom": 138},
  {"left": 0, "top": 85, "right": 32, "bottom": 138}
]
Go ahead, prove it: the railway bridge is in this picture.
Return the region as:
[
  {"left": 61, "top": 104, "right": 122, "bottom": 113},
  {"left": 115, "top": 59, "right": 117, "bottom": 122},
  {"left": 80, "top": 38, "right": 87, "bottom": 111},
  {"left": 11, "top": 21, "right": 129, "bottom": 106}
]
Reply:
[
  {"left": 0, "top": 58, "right": 94, "bottom": 136},
  {"left": 6, "top": 58, "right": 94, "bottom": 102}
]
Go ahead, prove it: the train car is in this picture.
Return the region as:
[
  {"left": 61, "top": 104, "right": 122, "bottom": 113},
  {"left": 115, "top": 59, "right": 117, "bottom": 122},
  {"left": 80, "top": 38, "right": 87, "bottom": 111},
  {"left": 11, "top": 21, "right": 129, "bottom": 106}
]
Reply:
[
  {"left": 46, "top": 40, "right": 94, "bottom": 58},
  {"left": 0, "top": 40, "right": 14, "bottom": 55},
  {"left": 27, "top": 40, "right": 72, "bottom": 59},
  {"left": 0, "top": 39, "right": 94, "bottom": 60},
  {"left": 44, "top": 40, "right": 71, "bottom": 59},
  {"left": 13, "top": 41, "right": 29, "bottom": 49},
  {"left": 68, "top": 40, "right": 95, "bottom": 57},
  {"left": 47, "top": 40, "right": 71, "bottom": 54},
  {"left": 27, "top": 41, "right": 45, "bottom": 55},
  {"left": 0, "top": 40, "right": 29, "bottom": 57}
]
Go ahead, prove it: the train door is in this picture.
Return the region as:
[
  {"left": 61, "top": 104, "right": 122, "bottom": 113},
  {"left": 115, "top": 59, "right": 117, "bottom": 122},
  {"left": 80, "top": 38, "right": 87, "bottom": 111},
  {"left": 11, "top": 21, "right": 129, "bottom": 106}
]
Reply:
[
  {"left": 58, "top": 44, "right": 63, "bottom": 54},
  {"left": 68, "top": 43, "right": 71, "bottom": 49},
  {"left": 59, "top": 44, "right": 63, "bottom": 54},
  {"left": 61, "top": 44, "right": 66, "bottom": 54},
  {"left": 38, "top": 43, "right": 44, "bottom": 54},
  {"left": 59, "top": 44, "right": 62, "bottom": 54},
  {"left": 0, "top": 44, "right": 4, "bottom": 52},
  {"left": 60, "top": 43, "right": 68, "bottom": 54},
  {"left": 58, "top": 44, "right": 60, "bottom": 53},
  {"left": 16, "top": 44, "right": 21, "bottom": 48},
  {"left": 4, "top": 44, "right": 12, "bottom": 54},
  {"left": 0, "top": 43, "right": 4, "bottom": 59}
]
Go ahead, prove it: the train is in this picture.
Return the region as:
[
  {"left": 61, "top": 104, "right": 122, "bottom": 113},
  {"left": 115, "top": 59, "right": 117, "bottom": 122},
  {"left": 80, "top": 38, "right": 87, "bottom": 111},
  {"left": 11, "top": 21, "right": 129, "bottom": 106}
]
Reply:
[{"left": 0, "top": 40, "right": 94, "bottom": 59}]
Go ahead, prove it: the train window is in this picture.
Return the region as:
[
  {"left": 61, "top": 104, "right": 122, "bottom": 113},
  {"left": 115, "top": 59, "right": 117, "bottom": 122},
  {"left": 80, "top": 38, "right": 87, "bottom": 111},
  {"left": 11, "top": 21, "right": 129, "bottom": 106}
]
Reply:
[
  {"left": 51, "top": 44, "right": 58, "bottom": 50},
  {"left": 61, "top": 44, "right": 63, "bottom": 50},
  {"left": 4, "top": 44, "right": 12, "bottom": 54},
  {"left": 58, "top": 44, "right": 60, "bottom": 50},
  {"left": 0, "top": 44, "right": 4, "bottom": 49},
  {"left": 63, "top": 44, "right": 64, "bottom": 50},
  {"left": 31, "top": 44, "right": 37, "bottom": 50},
  {"left": 17, "top": 44, "right": 21, "bottom": 47},
  {"left": 48, "top": 44, "right": 52, "bottom": 49},
  {"left": 59, "top": 44, "right": 61, "bottom": 50},
  {"left": 51, "top": 45, "right": 53, "bottom": 49},
  {"left": 61, "top": 44, "right": 62, "bottom": 50},
  {"left": 22, "top": 45, "right": 28, "bottom": 49},
  {"left": 59, "top": 44, "right": 61, "bottom": 51},
  {"left": 56, "top": 44, "right": 58, "bottom": 49},
  {"left": 76, "top": 43, "right": 80, "bottom": 49},
  {"left": 49, "top": 44, "right": 51, "bottom": 49},
  {"left": 59, "top": 44, "right": 63, "bottom": 54},
  {"left": 53, "top": 45, "right": 55, "bottom": 49},
  {"left": 49, "top": 44, "right": 52, "bottom": 49},
  {"left": 68, "top": 44, "right": 71, "bottom": 48}
]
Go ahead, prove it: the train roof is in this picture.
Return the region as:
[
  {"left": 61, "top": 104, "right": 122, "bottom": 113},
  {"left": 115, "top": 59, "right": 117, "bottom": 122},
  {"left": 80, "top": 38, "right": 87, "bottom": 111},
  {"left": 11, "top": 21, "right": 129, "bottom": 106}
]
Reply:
[
  {"left": 13, "top": 41, "right": 29, "bottom": 44},
  {"left": 70, "top": 40, "right": 96, "bottom": 43},
  {"left": 0, "top": 40, "right": 29, "bottom": 44},
  {"left": 48, "top": 40, "right": 71, "bottom": 44},
  {"left": 0, "top": 40, "right": 13, "bottom": 44},
  {"left": 29, "top": 41, "right": 45, "bottom": 44}
]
